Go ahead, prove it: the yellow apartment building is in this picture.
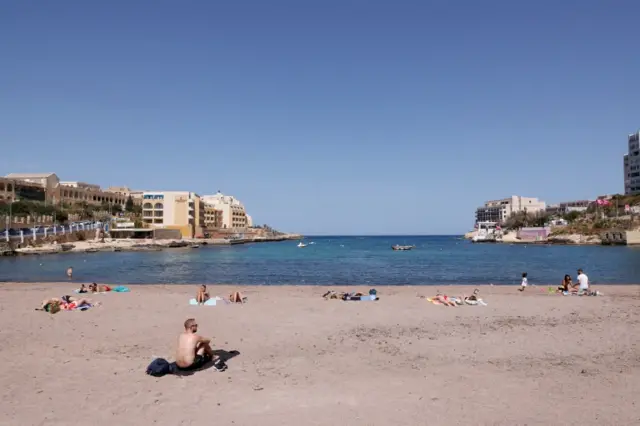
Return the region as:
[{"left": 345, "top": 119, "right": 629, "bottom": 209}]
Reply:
[{"left": 142, "top": 191, "right": 205, "bottom": 238}]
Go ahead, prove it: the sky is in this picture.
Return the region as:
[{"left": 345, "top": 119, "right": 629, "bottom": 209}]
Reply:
[{"left": 1, "top": 0, "right": 639, "bottom": 235}]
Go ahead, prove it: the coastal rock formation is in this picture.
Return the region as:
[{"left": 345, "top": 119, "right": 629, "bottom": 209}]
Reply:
[{"left": 547, "top": 233, "right": 601, "bottom": 245}]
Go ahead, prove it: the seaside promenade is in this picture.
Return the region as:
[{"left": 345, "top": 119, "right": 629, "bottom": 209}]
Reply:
[{"left": 1, "top": 283, "right": 638, "bottom": 425}]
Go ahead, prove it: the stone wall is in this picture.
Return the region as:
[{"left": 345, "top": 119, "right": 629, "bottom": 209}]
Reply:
[
  {"left": 3, "top": 229, "right": 97, "bottom": 250},
  {"left": 153, "top": 229, "right": 182, "bottom": 240},
  {"left": 626, "top": 231, "right": 640, "bottom": 245}
]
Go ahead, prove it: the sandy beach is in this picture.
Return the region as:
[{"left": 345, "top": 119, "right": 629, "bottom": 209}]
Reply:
[{"left": 1, "top": 283, "right": 639, "bottom": 426}]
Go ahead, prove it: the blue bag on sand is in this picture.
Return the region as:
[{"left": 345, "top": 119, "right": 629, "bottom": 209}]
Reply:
[{"left": 146, "top": 358, "right": 176, "bottom": 377}]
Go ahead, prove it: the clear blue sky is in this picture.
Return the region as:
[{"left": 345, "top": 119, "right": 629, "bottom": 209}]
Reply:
[{"left": 1, "top": 1, "right": 639, "bottom": 235}]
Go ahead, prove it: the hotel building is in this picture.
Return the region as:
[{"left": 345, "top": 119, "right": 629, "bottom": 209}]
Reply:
[
  {"left": 201, "top": 191, "right": 248, "bottom": 229},
  {"left": 204, "top": 204, "right": 224, "bottom": 229},
  {"left": 105, "top": 186, "right": 144, "bottom": 205},
  {"left": 625, "top": 131, "right": 640, "bottom": 195},
  {"left": 475, "top": 196, "right": 546, "bottom": 223},
  {"left": 3, "top": 173, "right": 127, "bottom": 207},
  {"left": 142, "top": 191, "right": 205, "bottom": 238}
]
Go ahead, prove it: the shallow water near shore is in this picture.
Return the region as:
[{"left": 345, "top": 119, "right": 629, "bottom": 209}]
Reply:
[{"left": 1, "top": 235, "right": 640, "bottom": 284}]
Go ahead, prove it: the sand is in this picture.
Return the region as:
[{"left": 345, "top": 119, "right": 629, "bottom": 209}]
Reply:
[{"left": 1, "top": 283, "right": 639, "bottom": 426}]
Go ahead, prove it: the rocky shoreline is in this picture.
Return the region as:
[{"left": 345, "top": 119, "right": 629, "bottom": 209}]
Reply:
[
  {"left": 464, "top": 230, "right": 603, "bottom": 245},
  {"left": 0, "top": 234, "right": 302, "bottom": 256}
]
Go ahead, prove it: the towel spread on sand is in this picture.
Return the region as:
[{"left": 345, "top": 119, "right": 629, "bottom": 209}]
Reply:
[
  {"left": 189, "top": 298, "right": 217, "bottom": 306},
  {"left": 427, "top": 297, "right": 487, "bottom": 306},
  {"left": 113, "top": 286, "right": 130, "bottom": 292},
  {"left": 344, "top": 294, "right": 378, "bottom": 301}
]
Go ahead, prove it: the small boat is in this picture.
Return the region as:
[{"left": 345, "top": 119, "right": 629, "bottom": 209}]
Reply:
[
  {"left": 297, "top": 241, "right": 307, "bottom": 248},
  {"left": 392, "top": 245, "right": 415, "bottom": 251}
]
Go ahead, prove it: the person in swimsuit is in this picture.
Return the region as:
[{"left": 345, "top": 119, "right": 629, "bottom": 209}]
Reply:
[
  {"left": 464, "top": 288, "right": 480, "bottom": 302},
  {"left": 175, "top": 318, "right": 219, "bottom": 371},
  {"left": 196, "top": 285, "right": 210, "bottom": 304},
  {"left": 229, "top": 291, "right": 245, "bottom": 303},
  {"left": 39, "top": 296, "right": 94, "bottom": 313},
  {"left": 432, "top": 293, "right": 457, "bottom": 306},
  {"left": 558, "top": 275, "right": 572, "bottom": 293},
  {"left": 66, "top": 267, "right": 73, "bottom": 279},
  {"left": 89, "top": 283, "right": 112, "bottom": 293}
]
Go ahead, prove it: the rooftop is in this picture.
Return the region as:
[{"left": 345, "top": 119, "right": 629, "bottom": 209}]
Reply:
[{"left": 5, "top": 173, "right": 56, "bottom": 178}]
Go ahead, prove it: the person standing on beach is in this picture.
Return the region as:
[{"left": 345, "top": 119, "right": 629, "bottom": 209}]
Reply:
[
  {"left": 175, "top": 318, "right": 225, "bottom": 372},
  {"left": 518, "top": 272, "right": 528, "bottom": 291},
  {"left": 66, "top": 267, "right": 73, "bottom": 279}
]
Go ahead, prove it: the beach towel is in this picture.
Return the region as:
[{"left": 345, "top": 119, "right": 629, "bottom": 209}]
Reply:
[
  {"left": 344, "top": 294, "right": 378, "bottom": 301},
  {"left": 189, "top": 298, "right": 217, "bottom": 306},
  {"left": 464, "top": 298, "right": 487, "bottom": 306},
  {"left": 113, "top": 286, "right": 130, "bottom": 292}
]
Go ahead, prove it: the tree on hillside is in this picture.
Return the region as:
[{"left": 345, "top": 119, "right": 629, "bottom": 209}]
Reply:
[{"left": 563, "top": 211, "right": 582, "bottom": 223}]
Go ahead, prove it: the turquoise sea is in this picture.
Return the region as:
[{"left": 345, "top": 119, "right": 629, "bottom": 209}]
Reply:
[{"left": 1, "top": 236, "right": 640, "bottom": 285}]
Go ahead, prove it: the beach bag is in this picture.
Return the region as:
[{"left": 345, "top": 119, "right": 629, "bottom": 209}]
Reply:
[{"left": 146, "top": 358, "right": 173, "bottom": 377}]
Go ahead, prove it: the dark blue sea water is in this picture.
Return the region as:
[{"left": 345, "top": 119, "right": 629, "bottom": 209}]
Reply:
[{"left": 1, "top": 236, "right": 640, "bottom": 285}]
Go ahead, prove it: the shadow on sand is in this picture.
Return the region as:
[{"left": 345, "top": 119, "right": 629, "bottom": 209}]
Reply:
[{"left": 173, "top": 349, "right": 240, "bottom": 377}]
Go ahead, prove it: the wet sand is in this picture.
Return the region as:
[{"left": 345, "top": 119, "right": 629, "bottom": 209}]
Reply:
[{"left": 1, "top": 283, "right": 639, "bottom": 426}]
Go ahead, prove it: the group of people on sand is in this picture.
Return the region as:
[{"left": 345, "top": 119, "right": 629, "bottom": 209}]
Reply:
[
  {"left": 195, "top": 285, "right": 246, "bottom": 305},
  {"left": 426, "top": 288, "right": 487, "bottom": 307},
  {"left": 37, "top": 295, "right": 97, "bottom": 313},
  {"left": 519, "top": 269, "right": 599, "bottom": 296}
]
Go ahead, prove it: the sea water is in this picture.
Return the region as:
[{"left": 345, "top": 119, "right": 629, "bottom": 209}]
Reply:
[{"left": 1, "top": 236, "right": 639, "bottom": 285}]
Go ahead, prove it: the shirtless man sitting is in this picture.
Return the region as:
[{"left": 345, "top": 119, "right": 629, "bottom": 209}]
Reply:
[{"left": 175, "top": 318, "right": 226, "bottom": 372}]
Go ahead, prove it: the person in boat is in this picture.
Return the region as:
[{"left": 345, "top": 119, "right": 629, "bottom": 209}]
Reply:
[{"left": 196, "top": 285, "right": 210, "bottom": 304}]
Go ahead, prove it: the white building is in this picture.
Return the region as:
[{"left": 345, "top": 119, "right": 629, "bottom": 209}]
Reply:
[
  {"left": 625, "top": 131, "right": 640, "bottom": 195},
  {"left": 475, "top": 196, "right": 546, "bottom": 223},
  {"left": 201, "top": 191, "right": 248, "bottom": 229}
]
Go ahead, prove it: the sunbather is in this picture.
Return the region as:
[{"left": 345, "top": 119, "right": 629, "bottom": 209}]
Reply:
[
  {"left": 432, "top": 293, "right": 457, "bottom": 307},
  {"left": 38, "top": 295, "right": 94, "bottom": 313},
  {"left": 89, "top": 282, "right": 112, "bottom": 293},
  {"left": 196, "top": 285, "right": 210, "bottom": 304},
  {"left": 464, "top": 288, "right": 480, "bottom": 302},
  {"left": 175, "top": 318, "right": 224, "bottom": 372},
  {"left": 229, "top": 291, "right": 246, "bottom": 303}
]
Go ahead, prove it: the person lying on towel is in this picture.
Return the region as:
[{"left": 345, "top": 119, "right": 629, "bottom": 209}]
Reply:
[
  {"left": 89, "top": 283, "right": 112, "bottom": 293},
  {"left": 37, "top": 295, "right": 94, "bottom": 313}
]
